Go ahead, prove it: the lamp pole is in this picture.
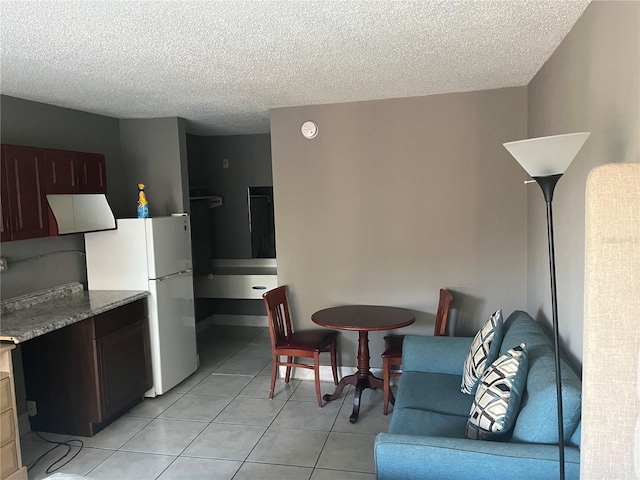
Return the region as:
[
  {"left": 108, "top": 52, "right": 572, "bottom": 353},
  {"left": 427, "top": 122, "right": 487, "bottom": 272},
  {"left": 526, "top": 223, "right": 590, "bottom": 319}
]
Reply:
[
  {"left": 504, "top": 132, "right": 590, "bottom": 480},
  {"left": 534, "top": 173, "right": 565, "bottom": 480}
]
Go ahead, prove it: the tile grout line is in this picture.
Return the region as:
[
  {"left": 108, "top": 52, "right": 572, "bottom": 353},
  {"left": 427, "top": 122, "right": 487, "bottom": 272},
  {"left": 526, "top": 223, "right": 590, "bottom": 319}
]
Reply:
[
  {"left": 230, "top": 329, "right": 284, "bottom": 479},
  {"left": 153, "top": 328, "right": 268, "bottom": 479},
  {"left": 230, "top": 366, "right": 310, "bottom": 479},
  {"left": 175, "top": 326, "right": 282, "bottom": 480},
  {"left": 27, "top": 326, "right": 376, "bottom": 479},
  {"left": 89, "top": 330, "right": 254, "bottom": 479}
]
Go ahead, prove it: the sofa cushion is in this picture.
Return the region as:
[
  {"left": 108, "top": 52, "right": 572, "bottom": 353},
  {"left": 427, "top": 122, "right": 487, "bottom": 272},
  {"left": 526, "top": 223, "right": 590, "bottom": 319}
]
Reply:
[
  {"left": 389, "top": 408, "right": 469, "bottom": 438},
  {"left": 500, "top": 310, "right": 552, "bottom": 356},
  {"left": 393, "top": 371, "right": 474, "bottom": 418},
  {"left": 569, "top": 421, "right": 581, "bottom": 448},
  {"left": 461, "top": 309, "right": 504, "bottom": 394},
  {"left": 374, "top": 433, "right": 582, "bottom": 480},
  {"left": 511, "top": 342, "right": 582, "bottom": 444},
  {"left": 403, "top": 336, "right": 474, "bottom": 375},
  {"left": 467, "top": 343, "right": 528, "bottom": 440}
]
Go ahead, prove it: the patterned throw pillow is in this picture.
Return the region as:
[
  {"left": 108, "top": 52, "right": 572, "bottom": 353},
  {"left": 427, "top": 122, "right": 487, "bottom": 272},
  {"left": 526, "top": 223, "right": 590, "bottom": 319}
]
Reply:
[
  {"left": 461, "top": 309, "right": 504, "bottom": 394},
  {"left": 467, "top": 343, "right": 528, "bottom": 440}
]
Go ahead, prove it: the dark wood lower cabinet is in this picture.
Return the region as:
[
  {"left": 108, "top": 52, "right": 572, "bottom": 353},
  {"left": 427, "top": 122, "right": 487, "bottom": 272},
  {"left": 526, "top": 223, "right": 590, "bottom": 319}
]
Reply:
[
  {"left": 21, "top": 299, "right": 152, "bottom": 436},
  {"left": 97, "top": 319, "right": 152, "bottom": 419}
]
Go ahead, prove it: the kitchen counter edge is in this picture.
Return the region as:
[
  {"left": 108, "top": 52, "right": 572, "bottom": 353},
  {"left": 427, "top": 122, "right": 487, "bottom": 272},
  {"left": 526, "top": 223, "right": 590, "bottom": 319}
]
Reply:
[{"left": 0, "top": 290, "right": 149, "bottom": 344}]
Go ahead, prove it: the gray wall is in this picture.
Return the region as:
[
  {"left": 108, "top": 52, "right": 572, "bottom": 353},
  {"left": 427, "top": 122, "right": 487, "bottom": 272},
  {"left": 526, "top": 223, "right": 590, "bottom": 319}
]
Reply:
[
  {"left": 0, "top": 95, "right": 126, "bottom": 216},
  {"left": 186, "top": 135, "right": 211, "bottom": 274},
  {"left": 0, "top": 95, "right": 125, "bottom": 417},
  {"left": 177, "top": 118, "right": 191, "bottom": 215},
  {"left": 186, "top": 134, "right": 206, "bottom": 188},
  {"left": 526, "top": 0, "right": 639, "bottom": 369},
  {"left": 187, "top": 133, "right": 273, "bottom": 320},
  {"left": 0, "top": 100, "right": 192, "bottom": 300},
  {"left": 270, "top": 87, "right": 528, "bottom": 367},
  {"left": 201, "top": 134, "right": 273, "bottom": 259},
  {"left": 119, "top": 117, "right": 190, "bottom": 217},
  {"left": 0, "top": 95, "right": 123, "bottom": 300}
]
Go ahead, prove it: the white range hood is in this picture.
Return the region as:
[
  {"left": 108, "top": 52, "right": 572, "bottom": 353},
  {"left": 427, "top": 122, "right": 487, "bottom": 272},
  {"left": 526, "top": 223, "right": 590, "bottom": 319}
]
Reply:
[{"left": 46, "top": 194, "right": 116, "bottom": 235}]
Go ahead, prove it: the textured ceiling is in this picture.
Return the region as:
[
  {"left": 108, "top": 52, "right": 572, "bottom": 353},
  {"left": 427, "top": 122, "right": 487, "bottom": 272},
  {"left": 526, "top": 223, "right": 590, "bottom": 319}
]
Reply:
[{"left": 0, "top": 1, "right": 591, "bottom": 136}]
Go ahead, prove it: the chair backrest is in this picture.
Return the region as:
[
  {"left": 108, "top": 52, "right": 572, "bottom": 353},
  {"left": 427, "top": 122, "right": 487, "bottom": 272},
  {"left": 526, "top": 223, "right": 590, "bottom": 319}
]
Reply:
[
  {"left": 433, "top": 289, "right": 453, "bottom": 337},
  {"left": 262, "top": 285, "right": 294, "bottom": 349}
]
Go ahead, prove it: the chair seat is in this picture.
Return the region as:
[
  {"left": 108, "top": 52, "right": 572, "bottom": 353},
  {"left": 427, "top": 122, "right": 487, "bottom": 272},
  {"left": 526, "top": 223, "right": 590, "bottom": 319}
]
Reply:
[
  {"left": 277, "top": 329, "right": 338, "bottom": 351},
  {"left": 381, "top": 335, "right": 405, "bottom": 358}
]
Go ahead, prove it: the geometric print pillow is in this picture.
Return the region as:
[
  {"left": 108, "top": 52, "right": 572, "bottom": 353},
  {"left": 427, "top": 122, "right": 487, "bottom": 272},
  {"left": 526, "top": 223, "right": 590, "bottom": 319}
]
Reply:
[
  {"left": 461, "top": 309, "right": 504, "bottom": 395},
  {"left": 466, "top": 343, "right": 528, "bottom": 440}
]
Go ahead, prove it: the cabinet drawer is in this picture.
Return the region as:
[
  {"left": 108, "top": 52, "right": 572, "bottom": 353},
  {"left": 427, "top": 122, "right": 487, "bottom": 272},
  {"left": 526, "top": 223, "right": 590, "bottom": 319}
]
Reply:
[
  {"left": 0, "top": 410, "right": 14, "bottom": 447},
  {"left": 93, "top": 299, "right": 148, "bottom": 338},
  {"left": 0, "top": 377, "right": 10, "bottom": 413},
  {"left": 0, "top": 440, "right": 18, "bottom": 479}
]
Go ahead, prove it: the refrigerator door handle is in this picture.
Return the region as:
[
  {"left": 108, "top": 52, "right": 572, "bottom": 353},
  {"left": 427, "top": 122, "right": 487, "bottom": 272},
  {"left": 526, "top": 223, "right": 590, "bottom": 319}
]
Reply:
[{"left": 155, "top": 269, "right": 193, "bottom": 282}]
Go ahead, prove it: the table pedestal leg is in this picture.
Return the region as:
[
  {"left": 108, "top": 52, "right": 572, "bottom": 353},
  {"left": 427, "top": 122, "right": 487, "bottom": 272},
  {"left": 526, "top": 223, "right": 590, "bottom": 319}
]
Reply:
[
  {"left": 323, "top": 330, "right": 384, "bottom": 423},
  {"left": 322, "top": 373, "right": 357, "bottom": 402}
]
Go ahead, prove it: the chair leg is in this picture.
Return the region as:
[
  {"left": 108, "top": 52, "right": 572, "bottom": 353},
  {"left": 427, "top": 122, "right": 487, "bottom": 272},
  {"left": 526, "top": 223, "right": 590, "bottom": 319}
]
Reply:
[
  {"left": 383, "top": 357, "right": 390, "bottom": 415},
  {"left": 285, "top": 356, "right": 293, "bottom": 383},
  {"left": 330, "top": 341, "right": 339, "bottom": 386},
  {"left": 270, "top": 354, "right": 278, "bottom": 400},
  {"left": 314, "top": 352, "right": 323, "bottom": 408}
]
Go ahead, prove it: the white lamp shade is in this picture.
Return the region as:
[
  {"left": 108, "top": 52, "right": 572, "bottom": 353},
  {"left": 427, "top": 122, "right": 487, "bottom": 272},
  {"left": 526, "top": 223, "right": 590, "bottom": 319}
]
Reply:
[{"left": 503, "top": 132, "right": 590, "bottom": 177}]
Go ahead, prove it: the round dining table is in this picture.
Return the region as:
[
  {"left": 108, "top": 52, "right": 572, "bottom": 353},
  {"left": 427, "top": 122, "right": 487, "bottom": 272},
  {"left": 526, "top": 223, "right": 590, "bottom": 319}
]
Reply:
[{"left": 312, "top": 305, "right": 415, "bottom": 423}]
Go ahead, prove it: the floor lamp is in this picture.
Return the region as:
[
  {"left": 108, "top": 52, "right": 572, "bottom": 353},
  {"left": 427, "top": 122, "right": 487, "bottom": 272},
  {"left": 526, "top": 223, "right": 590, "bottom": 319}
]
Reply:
[{"left": 503, "top": 132, "right": 590, "bottom": 480}]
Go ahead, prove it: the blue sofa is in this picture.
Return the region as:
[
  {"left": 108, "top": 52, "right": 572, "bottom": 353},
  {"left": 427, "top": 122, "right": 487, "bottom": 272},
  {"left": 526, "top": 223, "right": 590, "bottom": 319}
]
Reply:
[{"left": 374, "top": 310, "right": 582, "bottom": 480}]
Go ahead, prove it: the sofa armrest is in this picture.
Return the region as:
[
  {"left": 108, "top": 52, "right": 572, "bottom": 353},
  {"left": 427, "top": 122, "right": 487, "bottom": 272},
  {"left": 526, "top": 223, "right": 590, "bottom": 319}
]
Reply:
[
  {"left": 402, "top": 335, "right": 473, "bottom": 375},
  {"left": 374, "top": 433, "right": 580, "bottom": 480}
]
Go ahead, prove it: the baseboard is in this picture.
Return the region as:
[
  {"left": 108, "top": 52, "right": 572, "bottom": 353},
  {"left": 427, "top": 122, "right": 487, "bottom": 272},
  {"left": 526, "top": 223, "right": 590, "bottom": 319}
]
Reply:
[
  {"left": 278, "top": 365, "right": 399, "bottom": 385},
  {"left": 18, "top": 412, "right": 31, "bottom": 437},
  {"left": 197, "top": 314, "right": 268, "bottom": 331}
]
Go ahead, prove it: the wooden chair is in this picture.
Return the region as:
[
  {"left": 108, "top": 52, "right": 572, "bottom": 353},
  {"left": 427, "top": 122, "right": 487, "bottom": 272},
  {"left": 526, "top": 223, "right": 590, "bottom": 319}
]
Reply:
[
  {"left": 262, "top": 285, "right": 339, "bottom": 407},
  {"left": 381, "top": 288, "right": 453, "bottom": 414}
]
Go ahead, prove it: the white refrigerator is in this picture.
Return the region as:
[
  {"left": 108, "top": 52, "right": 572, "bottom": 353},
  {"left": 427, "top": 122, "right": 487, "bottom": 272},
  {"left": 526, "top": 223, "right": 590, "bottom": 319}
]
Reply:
[{"left": 85, "top": 216, "right": 198, "bottom": 397}]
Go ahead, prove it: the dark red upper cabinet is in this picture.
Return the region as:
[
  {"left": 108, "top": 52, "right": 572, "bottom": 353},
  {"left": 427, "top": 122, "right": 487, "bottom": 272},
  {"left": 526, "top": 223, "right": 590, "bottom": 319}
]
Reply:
[
  {"left": 1, "top": 144, "right": 50, "bottom": 241},
  {"left": 1, "top": 147, "right": 12, "bottom": 242},
  {"left": 2, "top": 144, "right": 108, "bottom": 242},
  {"left": 43, "top": 149, "right": 107, "bottom": 194},
  {"left": 77, "top": 152, "right": 107, "bottom": 193},
  {"left": 43, "top": 148, "right": 77, "bottom": 193}
]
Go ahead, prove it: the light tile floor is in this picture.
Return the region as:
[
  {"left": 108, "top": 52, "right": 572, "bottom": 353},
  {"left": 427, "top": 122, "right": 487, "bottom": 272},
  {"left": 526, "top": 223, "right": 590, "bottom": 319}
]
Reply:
[{"left": 21, "top": 325, "right": 394, "bottom": 479}]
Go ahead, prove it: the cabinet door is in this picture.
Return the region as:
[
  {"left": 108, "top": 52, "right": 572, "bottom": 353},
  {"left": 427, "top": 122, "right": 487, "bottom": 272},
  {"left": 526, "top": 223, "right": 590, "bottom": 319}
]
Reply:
[
  {"left": 21, "top": 319, "right": 100, "bottom": 436},
  {"left": 96, "top": 318, "right": 152, "bottom": 419},
  {"left": 43, "top": 148, "right": 77, "bottom": 193},
  {"left": 21, "top": 301, "right": 151, "bottom": 437},
  {"left": 1, "top": 149, "right": 11, "bottom": 242},
  {"left": 77, "top": 152, "right": 107, "bottom": 193},
  {"left": 1, "top": 145, "right": 49, "bottom": 240}
]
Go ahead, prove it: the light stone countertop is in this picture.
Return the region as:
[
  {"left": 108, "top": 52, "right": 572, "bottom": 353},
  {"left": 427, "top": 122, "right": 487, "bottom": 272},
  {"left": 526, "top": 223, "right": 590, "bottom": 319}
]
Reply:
[{"left": 0, "top": 282, "right": 148, "bottom": 344}]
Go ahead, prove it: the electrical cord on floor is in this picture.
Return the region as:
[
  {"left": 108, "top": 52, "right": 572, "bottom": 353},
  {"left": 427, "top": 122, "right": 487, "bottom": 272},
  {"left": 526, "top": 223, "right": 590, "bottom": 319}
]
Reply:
[{"left": 27, "top": 431, "right": 84, "bottom": 475}]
